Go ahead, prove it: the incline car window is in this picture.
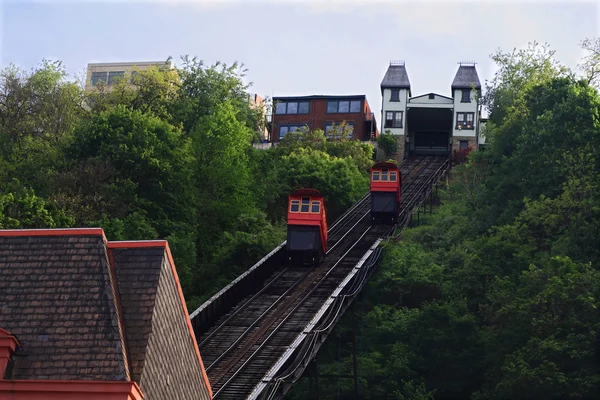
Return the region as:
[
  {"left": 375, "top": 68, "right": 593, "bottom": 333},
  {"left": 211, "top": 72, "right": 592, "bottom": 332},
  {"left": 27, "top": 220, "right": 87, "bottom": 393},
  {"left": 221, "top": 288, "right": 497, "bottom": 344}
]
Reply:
[
  {"left": 301, "top": 197, "right": 310, "bottom": 212},
  {"left": 390, "top": 172, "right": 397, "bottom": 181},
  {"left": 372, "top": 171, "right": 380, "bottom": 181},
  {"left": 311, "top": 201, "right": 320, "bottom": 213},
  {"left": 290, "top": 200, "right": 300, "bottom": 212},
  {"left": 381, "top": 169, "right": 388, "bottom": 181}
]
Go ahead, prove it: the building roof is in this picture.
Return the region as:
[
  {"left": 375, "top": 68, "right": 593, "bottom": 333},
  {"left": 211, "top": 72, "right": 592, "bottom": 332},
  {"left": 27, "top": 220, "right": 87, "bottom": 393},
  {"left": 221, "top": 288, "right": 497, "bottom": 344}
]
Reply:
[
  {"left": 87, "top": 61, "right": 173, "bottom": 68},
  {"left": 451, "top": 64, "right": 482, "bottom": 90},
  {"left": 0, "top": 229, "right": 212, "bottom": 399},
  {"left": 272, "top": 94, "right": 366, "bottom": 101},
  {"left": 380, "top": 63, "right": 411, "bottom": 93}
]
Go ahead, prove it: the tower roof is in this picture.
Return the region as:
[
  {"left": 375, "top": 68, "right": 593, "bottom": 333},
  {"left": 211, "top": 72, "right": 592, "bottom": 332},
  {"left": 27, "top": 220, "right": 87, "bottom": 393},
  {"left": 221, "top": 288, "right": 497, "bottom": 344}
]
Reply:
[
  {"left": 451, "top": 63, "right": 482, "bottom": 90},
  {"left": 381, "top": 61, "right": 411, "bottom": 94}
]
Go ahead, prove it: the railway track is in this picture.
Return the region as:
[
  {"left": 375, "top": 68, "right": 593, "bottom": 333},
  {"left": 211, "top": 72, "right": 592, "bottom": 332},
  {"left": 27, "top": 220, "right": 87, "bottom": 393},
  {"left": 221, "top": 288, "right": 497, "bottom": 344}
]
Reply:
[{"left": 196, "top": 156, "right": 447, "bottom": 399}]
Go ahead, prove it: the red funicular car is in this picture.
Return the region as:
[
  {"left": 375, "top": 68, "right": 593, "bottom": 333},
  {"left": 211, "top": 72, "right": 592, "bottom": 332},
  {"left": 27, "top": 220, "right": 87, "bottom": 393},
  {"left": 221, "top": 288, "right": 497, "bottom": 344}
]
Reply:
[
  {"left": 286, "top": 188, "right": 328, "bottom": 266},
  {"left": 370, "top": 162, "right": 402, "bottom": 224}
]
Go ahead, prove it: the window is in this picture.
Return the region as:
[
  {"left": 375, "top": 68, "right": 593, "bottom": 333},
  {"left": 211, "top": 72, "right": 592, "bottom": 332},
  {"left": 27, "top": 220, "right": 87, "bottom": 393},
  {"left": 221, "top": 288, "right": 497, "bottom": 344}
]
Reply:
[
  {"left": 275, "top": 102, "right": 287, "bottom": 114},
  {"left": 325, "top": 121, "right": 355, "bottom": 139},
  {"left": 290, "top": 200, "right": 300, "bottom": 212},
  {"left": 91, "top": 71, "right": 107, "bottom": 87},
  {"left": 287, "top": 102, "right": 298, "bottom": 114},
  {"left": 275, "top": 101, "right": 310, "bottom": 115},
  {"left": 108, "top": 71, "right": 125, "bottom": 85},
  {"left": 372, "top": 170, "right": 398, "bottom": 182},
  {"left": 279, "top": 124, "right": 308, "bottom": 139},
  {"left": 456, "top": 112, "right": 474, "bottom": 129},
  {"left": 461, "top": 89, "right": 471, "bottom": 103},
  {"left": 311, "top": 201, "right": 320, "bottom": 213},
  {"left": 326, "top": 99, "right": 361, "bottom": 114},
  {"left": 390, "top": 89, "right": 400, "bottom": 102},
  {"left": 429, "top": 94, "right": 435, "bottom": 100},
  {"left": 384, "top": 111, "right": 403, "bottom": 128},
  {"left": 460, "top": 140, "right": 469, "bottom": 149},
  {"left": 301, "top": 197, "right": 310, "bottom": 213}
]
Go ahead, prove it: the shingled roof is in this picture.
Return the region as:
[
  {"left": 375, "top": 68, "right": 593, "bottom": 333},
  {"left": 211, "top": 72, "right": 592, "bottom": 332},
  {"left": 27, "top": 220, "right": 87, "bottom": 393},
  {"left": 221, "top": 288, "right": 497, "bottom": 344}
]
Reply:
[
  {"left": 0, "top": 229, "right": 212, "bottom": 400},
  {"left": 451, "top": 64, "right": 482, "bottom": 91},
  {"left": 380, "top": 63, "right": 411, "bottom": 94}
]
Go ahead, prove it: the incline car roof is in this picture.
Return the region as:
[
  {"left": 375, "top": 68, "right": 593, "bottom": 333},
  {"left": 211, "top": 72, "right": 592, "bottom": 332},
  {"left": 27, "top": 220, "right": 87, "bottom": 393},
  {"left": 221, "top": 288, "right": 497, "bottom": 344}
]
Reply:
[
  {"left": 290, "top": 188, "right": 323, "bottom": 198},
  {"left": 371, "top": 162, "right": 399, "bottom": 170}
]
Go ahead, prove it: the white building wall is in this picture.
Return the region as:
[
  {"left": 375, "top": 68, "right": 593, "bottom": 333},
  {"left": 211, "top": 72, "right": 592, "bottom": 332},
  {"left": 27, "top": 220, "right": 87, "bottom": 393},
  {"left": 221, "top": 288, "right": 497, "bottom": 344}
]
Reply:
[
  {"left": 381, "top": 88, "right": 409, "bottom": 136},
  {"left": 452, "top": 88, "right": 479, "bottom": 138}
]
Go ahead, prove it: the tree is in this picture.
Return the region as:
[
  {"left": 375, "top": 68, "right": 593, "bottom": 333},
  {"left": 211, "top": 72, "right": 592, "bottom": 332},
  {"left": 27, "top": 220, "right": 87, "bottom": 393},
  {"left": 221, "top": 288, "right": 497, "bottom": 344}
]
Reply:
[
  {"left": 63, "top": 105, "right": 196, "bottom": 234},
  {"left": 170, "top": 56, "right": 265, "bottom": 138},
  {"left": 377, "top": 130, "right": 398, "bottom": 160},
  {"left": 578, "top": 37, "right": 600, "bottom": 88}
]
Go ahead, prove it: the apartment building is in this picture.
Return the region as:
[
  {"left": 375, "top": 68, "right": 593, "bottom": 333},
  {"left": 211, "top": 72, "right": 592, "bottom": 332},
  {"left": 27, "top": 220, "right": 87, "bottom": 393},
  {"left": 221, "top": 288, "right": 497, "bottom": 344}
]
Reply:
[{"left": 269, "top": 94, "right": 379, "bottom": 142}]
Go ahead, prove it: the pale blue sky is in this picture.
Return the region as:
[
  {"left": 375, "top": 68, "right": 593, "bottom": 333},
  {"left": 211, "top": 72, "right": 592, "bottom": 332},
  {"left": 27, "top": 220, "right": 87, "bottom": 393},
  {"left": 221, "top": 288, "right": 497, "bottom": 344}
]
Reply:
[{"left": 1, "top": 0, "right": 598, "bottom": 120}]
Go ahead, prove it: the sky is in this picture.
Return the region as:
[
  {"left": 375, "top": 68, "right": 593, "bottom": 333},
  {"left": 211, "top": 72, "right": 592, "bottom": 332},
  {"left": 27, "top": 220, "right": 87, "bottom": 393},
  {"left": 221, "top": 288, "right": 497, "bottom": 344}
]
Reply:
[{"left": 0, "top": 0, "right": 598, "bottom": 121}]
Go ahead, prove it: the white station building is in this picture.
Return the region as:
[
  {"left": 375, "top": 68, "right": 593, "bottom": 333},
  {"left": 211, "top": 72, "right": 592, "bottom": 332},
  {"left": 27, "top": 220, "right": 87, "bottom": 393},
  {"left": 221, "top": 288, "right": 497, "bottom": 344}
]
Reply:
[{"left": 380, "top": 61, "right": 485, "bottom": 160}]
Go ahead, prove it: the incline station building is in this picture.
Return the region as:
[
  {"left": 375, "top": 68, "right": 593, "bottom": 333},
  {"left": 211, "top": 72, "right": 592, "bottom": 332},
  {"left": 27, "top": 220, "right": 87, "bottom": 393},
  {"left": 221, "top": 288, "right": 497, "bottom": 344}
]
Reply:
[{"left": 380, "top": 61, "right": 485, "bottom": 160}]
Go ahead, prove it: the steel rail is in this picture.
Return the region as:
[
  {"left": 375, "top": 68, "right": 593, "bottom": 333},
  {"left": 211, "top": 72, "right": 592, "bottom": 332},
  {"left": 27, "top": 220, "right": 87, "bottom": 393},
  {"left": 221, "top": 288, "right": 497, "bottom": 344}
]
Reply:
[
  {"left": 212, "top": 223, "right": 377, "bottom": 399},
  {"left": 198, "top": 189, "right": 374, "bottom": 349}
]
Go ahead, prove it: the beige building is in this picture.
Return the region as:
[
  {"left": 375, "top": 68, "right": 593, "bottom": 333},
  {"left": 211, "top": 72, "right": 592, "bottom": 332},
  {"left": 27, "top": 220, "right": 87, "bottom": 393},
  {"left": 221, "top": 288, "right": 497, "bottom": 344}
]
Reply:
[{"left": 85, "top": 60, "right": 175, "bottom": 91}]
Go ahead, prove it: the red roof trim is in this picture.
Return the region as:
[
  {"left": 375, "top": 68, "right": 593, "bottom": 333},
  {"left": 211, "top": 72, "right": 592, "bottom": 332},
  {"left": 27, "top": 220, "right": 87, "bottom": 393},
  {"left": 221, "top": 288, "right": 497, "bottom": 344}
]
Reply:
[
  {"left": 163, "top": 242, "right": 214, "bottom": 398},
  {"left": 0, "top": 380, "right": 143, "bottom": 399},
  {"left": 0, "top": 228, "right": 107, "bottom": 243},
  {"left": 107, "top": 240, "right": 214, "bottom": 398},
  {"left": 107, "top": 240, "right": 168, "bottom": 249}
]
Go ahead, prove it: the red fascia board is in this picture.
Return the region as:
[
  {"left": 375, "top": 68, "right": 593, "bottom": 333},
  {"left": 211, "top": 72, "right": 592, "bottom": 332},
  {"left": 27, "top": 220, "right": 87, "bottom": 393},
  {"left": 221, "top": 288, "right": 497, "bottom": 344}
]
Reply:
[
  {"left": 0, "top": 380, "right": 143, "bottom": 400},
  {"left": 107, "top": 240, "right": 214, "bottom": 399},
  {"left": 0, "top": 228, "right": 107, "bottom": 243}
]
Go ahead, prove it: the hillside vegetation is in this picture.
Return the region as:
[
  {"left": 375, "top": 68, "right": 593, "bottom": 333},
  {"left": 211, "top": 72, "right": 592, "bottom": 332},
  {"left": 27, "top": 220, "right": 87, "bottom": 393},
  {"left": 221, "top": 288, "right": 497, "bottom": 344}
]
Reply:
[
  {"left": 0, "top": 57, "right": 371, "bottom": 309},
  {"left": 285, "top": 41, "right": 600, "bottom": 399}
]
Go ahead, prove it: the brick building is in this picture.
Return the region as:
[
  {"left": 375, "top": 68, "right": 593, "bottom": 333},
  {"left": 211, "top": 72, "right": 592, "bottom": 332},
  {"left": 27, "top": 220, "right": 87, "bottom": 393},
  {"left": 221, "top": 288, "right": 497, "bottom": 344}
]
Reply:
[
  {"left": 0, "top": 228, "right": 212, "bottom": 400},
  {"left": 269, "top": 95, "right": 379, "bottom": 142}
]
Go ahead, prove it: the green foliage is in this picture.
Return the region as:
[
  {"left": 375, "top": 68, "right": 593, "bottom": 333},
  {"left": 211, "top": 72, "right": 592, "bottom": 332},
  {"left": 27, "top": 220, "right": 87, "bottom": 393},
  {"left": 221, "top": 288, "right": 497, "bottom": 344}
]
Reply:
[
  {"left": 0, "top": 179, "right": 73, "bottom": 228},
  {"left": 377, "top": 129, "right": 398, "bottom": 160}
]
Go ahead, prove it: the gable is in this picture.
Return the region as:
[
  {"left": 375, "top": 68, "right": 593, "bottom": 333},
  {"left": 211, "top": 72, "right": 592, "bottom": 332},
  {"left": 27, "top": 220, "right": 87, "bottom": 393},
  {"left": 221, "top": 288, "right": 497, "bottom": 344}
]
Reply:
[{"left": 409, "top": 93, "right": 454, "bottom": 105}]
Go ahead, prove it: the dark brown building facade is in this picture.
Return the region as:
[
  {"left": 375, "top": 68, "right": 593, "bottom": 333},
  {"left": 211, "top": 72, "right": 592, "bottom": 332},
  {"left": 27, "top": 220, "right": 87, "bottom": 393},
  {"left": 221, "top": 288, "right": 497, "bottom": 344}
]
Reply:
[{"left": 270, "top": 95, "right": 379, "bottom": 142}]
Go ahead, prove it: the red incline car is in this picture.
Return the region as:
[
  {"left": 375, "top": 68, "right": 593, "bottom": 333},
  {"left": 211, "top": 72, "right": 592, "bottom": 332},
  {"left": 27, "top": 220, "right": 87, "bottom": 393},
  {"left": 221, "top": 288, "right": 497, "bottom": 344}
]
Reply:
[
  {"left": 286, "top": 188, "right": 328, "bottom": 266},
  {"left": 370, "top": 161, "right": 402, "bottom": 224}
]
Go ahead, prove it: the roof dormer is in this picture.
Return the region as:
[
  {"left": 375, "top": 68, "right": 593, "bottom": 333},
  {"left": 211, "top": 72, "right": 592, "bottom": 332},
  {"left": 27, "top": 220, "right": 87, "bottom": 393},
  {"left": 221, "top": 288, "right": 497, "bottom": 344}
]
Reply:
[
  {"left": 381, "top": 61, "right": 411, "bottom": 97},
  {"left": 451, "top": 62, "right": 482, "bottom": 97}
]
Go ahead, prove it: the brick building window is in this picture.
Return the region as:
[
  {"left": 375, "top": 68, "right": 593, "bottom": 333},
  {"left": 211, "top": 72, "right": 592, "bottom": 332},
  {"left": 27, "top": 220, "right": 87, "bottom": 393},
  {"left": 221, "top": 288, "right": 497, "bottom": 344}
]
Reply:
[
  {"left": 461, "top": 89, "right": 471, "bottom": 103},
  {"left": 275, "top": 101, "right": 310, "bottom": 115},
  {"left": 326, "top": 100, "right": 361, "bottom": 114},
  {"left": 390, "top": 89, "right": 400, "bottom": 102},
  {"left": 460, "top": 140, "right": 469, "bottom": 149},
  {"left": 279, "top": 124, "right": 308, "bottom": 139},
  {"left": 325, "top": 121, "right": 355, "bottom": 139},
  {"left": 456, "top": 112, "right": 475, "bottom": 129},
  {"left": 384, "top": 111, "right": 403, "bottom": 128}
]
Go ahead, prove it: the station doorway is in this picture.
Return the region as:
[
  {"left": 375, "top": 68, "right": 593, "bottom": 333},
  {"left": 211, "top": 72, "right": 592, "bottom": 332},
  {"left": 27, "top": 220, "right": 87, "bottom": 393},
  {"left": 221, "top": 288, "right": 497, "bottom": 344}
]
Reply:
[{"left": 406, "top": 107, "right": 453, "bottom": 156}]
